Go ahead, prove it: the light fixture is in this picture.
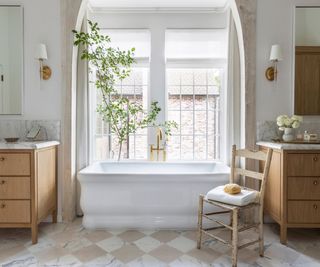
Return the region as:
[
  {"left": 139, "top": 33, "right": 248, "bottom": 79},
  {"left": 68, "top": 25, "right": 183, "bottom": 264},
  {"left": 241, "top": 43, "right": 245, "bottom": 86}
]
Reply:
[
  {"left": 35, "top": 43, "right": 52, "bottom": 80},
  {"left": 265, "top": 44, "right": 283, "bottom": 81}
]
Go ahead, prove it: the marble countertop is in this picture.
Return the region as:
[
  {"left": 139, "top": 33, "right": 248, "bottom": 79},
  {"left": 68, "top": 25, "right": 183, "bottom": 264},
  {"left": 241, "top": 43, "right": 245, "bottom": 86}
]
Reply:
[
  {"left": 0, "top": 141, "right": 60, "bottom": 150},
  {"left": 257, "top": 141, "right": 320, "bottom": 150}
]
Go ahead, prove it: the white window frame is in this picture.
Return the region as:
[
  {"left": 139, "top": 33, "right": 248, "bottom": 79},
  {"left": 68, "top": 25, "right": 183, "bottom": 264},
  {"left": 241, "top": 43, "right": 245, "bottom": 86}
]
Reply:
[
  {"left": 165, "top": 59, "right": 228, "bottom": 161},
  {"left": 87, "top": 25, "right": 229, "bottom": 162}
]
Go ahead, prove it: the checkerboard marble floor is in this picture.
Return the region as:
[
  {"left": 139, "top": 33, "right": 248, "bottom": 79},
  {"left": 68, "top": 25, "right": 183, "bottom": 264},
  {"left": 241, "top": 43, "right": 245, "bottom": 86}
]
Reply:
[{"left": 0, "top": 218, "right": 319, "bottom": 266}]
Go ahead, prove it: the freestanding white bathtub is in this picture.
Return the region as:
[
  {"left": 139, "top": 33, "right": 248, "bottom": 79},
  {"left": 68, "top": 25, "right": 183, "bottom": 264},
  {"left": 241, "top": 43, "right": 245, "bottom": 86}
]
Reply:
[{"left": 78, "top": 161, "right": 230, "bottom": 229}]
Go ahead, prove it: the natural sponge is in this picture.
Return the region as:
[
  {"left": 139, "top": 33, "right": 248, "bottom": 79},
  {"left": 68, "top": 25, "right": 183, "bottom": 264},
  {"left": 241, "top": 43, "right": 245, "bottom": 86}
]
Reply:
[{"left": 224, "top": 183, "right": 241, "bottom": 195}]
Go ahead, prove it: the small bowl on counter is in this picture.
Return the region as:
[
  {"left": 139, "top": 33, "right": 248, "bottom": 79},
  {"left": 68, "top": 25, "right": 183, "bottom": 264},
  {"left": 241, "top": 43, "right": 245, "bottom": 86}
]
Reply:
[{"left": 4, "top": 137, "right": 20, "bottom": 143}]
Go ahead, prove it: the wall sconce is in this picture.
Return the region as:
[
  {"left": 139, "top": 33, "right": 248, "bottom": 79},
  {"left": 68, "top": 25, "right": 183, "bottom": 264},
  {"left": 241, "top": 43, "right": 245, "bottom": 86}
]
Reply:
[
  {"left": 35, "top": 43, "right": 52, "bottom": 80},
  {"left": 265, "top": 44, "right": 283, "bottom": 81}
]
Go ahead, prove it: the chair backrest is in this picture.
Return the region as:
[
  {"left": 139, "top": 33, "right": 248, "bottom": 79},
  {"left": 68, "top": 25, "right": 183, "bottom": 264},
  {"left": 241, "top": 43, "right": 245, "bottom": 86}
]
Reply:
[{"left": 230, "top": 145, "right": 273, "bottom": 201}]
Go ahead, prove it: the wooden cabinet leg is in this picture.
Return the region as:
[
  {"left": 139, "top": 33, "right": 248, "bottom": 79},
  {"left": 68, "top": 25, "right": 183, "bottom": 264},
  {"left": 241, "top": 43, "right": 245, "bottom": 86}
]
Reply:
[
  {"left": 32, "top": 224, "right": 38, "bottom": 244},
  {"left": 52, "top": 209, "right": 57, "bottom": 223},
  {"left": 280, "top": 225, "right": 287, "bottom": 245}
]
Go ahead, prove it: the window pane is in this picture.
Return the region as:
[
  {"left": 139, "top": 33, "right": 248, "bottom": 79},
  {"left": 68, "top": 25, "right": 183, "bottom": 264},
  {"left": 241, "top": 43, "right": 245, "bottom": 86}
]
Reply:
[
  {"left": 181, "top": 95, "right": 193, "bottom": 110},
  {"left": 168, "top": 111, "right": 180, "bottom": 134},
  {"left": 181, "top": 111, "right": 193, "bottom": 135},
  {"left": 181, "top": 71, "right": 193, "bottom": 85},
  {"left": 181, "top": 136, "right": 193, "bottom": 160},
  {"left": 168, "top": 94, "right": 181, "bottom": 110},
  {"left": 195, "top": 95, "right": 207, "bottom": 110},
  {"left": 167, "top": 136, "right": 180, "bottom": 160},
  {"left": 194, "top": 70, "right": 207, "bottom": 85},
  {"left": 195, "top": 111, "right": 207, "bottom": 135},
  {"left": 195, "top": 136, "right": 207, "bottom": 160}
]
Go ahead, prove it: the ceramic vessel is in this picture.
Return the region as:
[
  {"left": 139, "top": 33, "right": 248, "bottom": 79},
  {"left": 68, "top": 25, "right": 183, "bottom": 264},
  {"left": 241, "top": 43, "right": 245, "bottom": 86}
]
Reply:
[{"left": 282, "top": 128, "right": 294, "bottom": 142}]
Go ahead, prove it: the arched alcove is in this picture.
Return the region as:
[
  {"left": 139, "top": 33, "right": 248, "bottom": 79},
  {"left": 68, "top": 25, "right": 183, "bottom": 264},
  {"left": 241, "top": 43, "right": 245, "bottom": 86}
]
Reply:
[{"left": 60, "top": 0, "right": 256, "bottom": 221}]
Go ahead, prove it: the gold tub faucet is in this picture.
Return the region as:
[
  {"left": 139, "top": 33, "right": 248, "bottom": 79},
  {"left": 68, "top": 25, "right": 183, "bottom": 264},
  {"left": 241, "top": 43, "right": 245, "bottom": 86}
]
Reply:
[{"left": 150, "top": 128, "right": 166, "bottom": 161}]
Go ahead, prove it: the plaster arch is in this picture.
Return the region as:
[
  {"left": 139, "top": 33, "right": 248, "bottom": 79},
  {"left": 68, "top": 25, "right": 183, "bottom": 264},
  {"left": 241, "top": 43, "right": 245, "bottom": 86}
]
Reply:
[{"left": 61, "top": 0, "right": 256, "bottom": 221}]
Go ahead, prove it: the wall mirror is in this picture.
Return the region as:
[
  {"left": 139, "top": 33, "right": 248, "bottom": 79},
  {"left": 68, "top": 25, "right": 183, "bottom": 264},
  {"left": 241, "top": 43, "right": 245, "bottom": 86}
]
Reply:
[
  {"left": 294, "top": 7, "right": 320, "bottom": 115},
  {"left": 0, "top": 6, "right": 23, "bottom": 115}
]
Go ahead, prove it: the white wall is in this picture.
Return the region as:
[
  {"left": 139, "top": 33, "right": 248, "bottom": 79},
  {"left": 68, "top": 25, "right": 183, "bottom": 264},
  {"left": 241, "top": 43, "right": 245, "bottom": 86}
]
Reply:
[
  {"left": 0, "top": 0, "right": 61, "bottom": 120},
  {"left": 256, "top": 0, "right": 320, "bottom": 122}
]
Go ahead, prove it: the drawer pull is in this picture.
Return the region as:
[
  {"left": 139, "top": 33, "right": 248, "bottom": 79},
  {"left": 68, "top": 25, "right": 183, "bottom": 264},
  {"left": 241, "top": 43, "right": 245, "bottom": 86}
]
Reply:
[
  {"left": 0, "top": 180, "right": 5, "bottom": 185},
  {"left": 313, "top": 157, "right": 318, "bottom": 162},
  {"left": 0, "top": 203, "right": 5, "bottom": 209},
  {"left": 314, "top": 204, "right": 318, "bottom": 210},
  {"left": 313, "top": 180, "right": 318, "bottom": 186},
  {"left": 0, "top": 157, "right": 5, "bottom": 161}
]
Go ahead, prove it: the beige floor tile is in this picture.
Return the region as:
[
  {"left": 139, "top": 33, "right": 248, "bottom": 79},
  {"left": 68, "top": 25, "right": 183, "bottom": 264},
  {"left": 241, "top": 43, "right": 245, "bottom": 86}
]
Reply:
[
  {"left": 32, "top": 246, "right": 70, "bottom": 264},
  {"left": 0, "top": 245, "right": 26, "bottom": 263},
  {"left": 117, "top": 230, "right": 145, "bottom": 242},
  {"left": 96, "top": 236, "right": 124, "bottom": 252},
  {"left": 151, "top": 230, "right": 180, "bottom": 243},
  {"left": 149, "top": 244, "right": 183, "bottom": 263},
  {"left": 84, "top": 230, "right": 113, "bottom": 243},
  {"left": 167, "top": 236, "right": 196, "bottom": 253},
  {"left": 188, "top": 247, "right": 222, "bottom": 264},
  {"left": 182, "top": 230, "right": 198, "bottom": 242},
  {"left": 111, "top": 244, "right": 144, "bottom": 263},
  {"left": 134, "top": 236, "right": 162, "bottom": 253},
  {"left": 73, "top": 244, "right": 107, "bottom": 263}
]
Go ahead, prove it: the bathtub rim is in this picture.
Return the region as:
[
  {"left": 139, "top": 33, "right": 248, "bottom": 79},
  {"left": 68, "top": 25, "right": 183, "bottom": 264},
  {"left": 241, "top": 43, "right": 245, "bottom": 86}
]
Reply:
[
  {"left": 77, "top": 160, "right": 230, "bottom": 183},
  {"left": 78, "top": 160, "right": 230, "bottom": 175}
]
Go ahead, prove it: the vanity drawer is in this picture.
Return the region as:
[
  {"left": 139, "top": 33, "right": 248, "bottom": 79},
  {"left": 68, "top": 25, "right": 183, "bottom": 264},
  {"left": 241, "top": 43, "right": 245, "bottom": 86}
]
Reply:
[
  {"left": 287, "top": 153, "right": 320, "bottom": 176},
  {"left": 0, "top": 153, "right": 31, "bottom": 176},
  {"left": 0, "top": 177, "right": 30, "bottom": 199},
  {"left": 288, "top": 201, "right": 320, "bottom": 223},
  {"left": 288, "top": 177, "right": 320, "bottom": 200},
  {"left": 0, "top": 200, "right": 30, "bottom": 223}
]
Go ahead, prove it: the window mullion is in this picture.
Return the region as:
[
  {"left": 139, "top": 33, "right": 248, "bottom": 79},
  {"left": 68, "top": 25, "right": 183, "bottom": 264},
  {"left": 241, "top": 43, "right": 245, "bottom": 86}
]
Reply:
[
  {"left": 192, "top": 72, "right": 195, "bottom": 161},
  {"left": 206, "top": 71, "right": 209, "bottom": 160},
  {"left": 179, "top": 72, "right": 182, "bottom": 160}
]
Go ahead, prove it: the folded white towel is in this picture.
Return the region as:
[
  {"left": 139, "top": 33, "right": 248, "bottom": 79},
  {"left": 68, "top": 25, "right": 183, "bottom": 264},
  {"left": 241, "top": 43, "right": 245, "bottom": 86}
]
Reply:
[{"left": 206, "top": 185, "right": 257, "bottom": 206}]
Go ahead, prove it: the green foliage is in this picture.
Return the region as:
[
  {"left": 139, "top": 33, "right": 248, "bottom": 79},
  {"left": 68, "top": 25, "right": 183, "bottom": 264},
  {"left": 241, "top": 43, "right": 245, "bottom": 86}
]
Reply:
[{"left": 73, "top": 20, "right": 177, "bottom": 160}]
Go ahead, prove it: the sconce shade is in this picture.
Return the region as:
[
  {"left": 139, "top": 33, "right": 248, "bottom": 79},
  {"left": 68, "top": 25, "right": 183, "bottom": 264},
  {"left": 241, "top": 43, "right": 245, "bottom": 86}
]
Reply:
[
  {"left": 269, "top": 44, "right": 283, "bottom": 61},
  {"left": 35, "top": 43, "right": 48, "bottom": 60}
]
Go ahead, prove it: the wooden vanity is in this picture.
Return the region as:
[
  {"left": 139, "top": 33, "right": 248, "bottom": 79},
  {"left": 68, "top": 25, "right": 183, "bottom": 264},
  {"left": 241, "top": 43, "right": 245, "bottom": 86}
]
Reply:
[
  {"left": 0, "top": 141, "right": 59, "bottom": 244},
  {"left": 258, "top": 141, "right": 320, "bottom": 244}
]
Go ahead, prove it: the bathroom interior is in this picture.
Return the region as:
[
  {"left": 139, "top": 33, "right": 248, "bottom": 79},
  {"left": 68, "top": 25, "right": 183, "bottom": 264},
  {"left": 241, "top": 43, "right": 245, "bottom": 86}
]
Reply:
[{"left": 0, "top": 0, "right": 320, "bottom": 266}]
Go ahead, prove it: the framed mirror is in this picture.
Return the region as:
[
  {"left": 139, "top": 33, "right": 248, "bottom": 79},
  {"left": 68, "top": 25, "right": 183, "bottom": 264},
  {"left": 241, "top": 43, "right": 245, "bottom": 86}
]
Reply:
[
  {"left": 294, "top": 7, "right": 320, "bottom": 115},
  {"left": 0, "top": 5, "right": 23, "bottom": 115}
]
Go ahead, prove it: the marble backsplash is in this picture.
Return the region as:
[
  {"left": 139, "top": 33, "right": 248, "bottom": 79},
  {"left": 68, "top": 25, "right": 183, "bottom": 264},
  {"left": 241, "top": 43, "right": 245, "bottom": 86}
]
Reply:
[
  {"left": 257, "top": 120, "right": 320, "bottom": 141},
  {"left": 0, "top": 120, "right": 60, "bottom": 141}
]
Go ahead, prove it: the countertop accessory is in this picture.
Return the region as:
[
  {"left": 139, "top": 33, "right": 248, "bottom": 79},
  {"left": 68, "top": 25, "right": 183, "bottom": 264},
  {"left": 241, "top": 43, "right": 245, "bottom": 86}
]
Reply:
[{"left": 4, "top": 137, "right": 19, "bottom": 143}]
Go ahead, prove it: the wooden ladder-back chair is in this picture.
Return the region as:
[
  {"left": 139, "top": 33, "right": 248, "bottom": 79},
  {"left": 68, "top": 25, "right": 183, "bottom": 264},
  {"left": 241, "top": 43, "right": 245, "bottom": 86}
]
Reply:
[{"left": 197, "top": 145, "right": 273, "bottom": 267}]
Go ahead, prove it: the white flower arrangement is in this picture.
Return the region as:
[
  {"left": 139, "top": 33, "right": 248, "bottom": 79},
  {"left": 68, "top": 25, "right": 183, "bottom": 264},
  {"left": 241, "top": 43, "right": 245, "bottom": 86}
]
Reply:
[{"left": 277, "top": 115, "right": 302, "bottom": 131}]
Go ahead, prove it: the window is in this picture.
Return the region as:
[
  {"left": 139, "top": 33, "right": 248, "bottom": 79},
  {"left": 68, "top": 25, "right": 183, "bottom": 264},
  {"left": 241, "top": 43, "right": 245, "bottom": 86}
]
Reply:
[
  {"left": 90, "top": 30, "right": 150, "bottom": 161},
  {"left": 165, "top": 29, "right": 228, "bottom": 161},
  {"left": 88, "top": 25, "right": 228, "bottom": 162},
  {"left": 167, "top": 69, "right": 222, "bottom": 160}
]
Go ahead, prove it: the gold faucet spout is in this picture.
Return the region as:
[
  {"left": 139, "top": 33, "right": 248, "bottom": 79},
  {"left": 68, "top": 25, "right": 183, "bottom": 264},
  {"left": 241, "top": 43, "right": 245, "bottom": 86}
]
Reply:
[
  {"left": 156, "top": 128, "right": 163, "bottom": 149},
  {"left": 150, "top": 127, "right": 166, "bottom": 161}
]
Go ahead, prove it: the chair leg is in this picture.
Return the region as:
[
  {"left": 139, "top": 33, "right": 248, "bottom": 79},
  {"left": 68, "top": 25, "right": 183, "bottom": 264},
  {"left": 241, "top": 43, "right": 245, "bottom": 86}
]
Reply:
[
  {"left": 197, "top": 195, "right": 204, "bottom": 249},
  {"left": 231, "top": 209, "right": 238, "bottom": 267},
  {"left": 230, "top": 211, "right": 233, "bottom": 242},
  {"left": 259, "top": 206, "right": 264, "bottom": 257}
]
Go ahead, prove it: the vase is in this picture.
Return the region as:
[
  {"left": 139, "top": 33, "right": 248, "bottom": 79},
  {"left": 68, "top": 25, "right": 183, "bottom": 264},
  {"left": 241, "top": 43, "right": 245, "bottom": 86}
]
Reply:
[{"left": 282, "top": 128, "right": 294, "bottom": 142}]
